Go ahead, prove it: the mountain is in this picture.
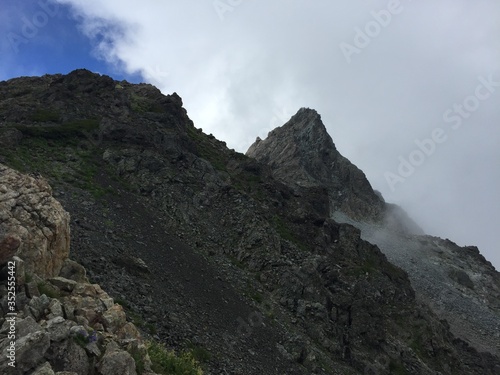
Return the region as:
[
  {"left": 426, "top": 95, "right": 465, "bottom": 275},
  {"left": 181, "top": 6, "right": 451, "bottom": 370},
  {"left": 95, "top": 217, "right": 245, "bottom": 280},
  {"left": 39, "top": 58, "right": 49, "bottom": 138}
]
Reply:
[
  {"left": 0, "top": 69, "right": 499, "bottom": 374},
  {"left": 246, "top": 109, "right": 500, "bottom": 358},
  {"left": 246, "top": 107, "right": 423, "bottom": 235}
]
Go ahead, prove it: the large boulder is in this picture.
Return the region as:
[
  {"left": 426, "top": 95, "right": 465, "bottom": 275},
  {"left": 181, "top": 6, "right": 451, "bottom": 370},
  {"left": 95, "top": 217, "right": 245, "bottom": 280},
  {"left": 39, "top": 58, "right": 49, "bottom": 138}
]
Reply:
[
  {"left": 0, "top": 164, "right": 70, "bottom": 278},
  {"left": 97, "top": 341, "right": 136, "bottom": 375}
]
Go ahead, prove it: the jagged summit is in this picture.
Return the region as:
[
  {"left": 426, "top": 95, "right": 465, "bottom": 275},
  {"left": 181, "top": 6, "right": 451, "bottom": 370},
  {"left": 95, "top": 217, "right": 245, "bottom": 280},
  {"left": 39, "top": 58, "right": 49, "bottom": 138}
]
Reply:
[
  {"left": 248, "top": 107, "right": 329, "bottom": 157},
  {"left": 247, "top": 107, "right": 500, "bottom": 357},
  {"left": 247, "top": 107, "right": 324, "bottom": 147},
  {"left": 269, "top": 107, "right": 325, "bottom": 136},
  {"left": 247, "top": 107, "right": 419, "bottom": 231}
]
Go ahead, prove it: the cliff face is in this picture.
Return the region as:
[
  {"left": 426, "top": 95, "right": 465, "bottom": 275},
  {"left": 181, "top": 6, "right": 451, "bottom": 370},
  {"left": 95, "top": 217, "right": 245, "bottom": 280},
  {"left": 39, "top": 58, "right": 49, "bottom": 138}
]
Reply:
[
  {"left": 247, "top": 108, "right": 385, "bottom": 221},
  {"left": 246, "top": 107, "right": 500, "bottom": 358},
  {"left": 0, "top": 70, "right": 499, "bottom": 374},
  {"left": 246, "top": 108, "right": 422, "bottom": 235}
]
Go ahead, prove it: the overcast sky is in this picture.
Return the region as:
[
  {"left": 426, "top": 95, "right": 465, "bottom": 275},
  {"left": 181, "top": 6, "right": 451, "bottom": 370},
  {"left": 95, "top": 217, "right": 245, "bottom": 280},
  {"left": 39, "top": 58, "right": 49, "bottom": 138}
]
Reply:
[{"left": 2, "top": 0, "right": 499, "bottom": 269}]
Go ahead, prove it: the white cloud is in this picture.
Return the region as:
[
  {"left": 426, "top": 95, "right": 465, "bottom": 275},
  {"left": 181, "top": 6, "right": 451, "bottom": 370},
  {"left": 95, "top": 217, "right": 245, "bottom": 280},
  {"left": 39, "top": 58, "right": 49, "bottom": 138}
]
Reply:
[{"left": 54, "top": 0, "right": 500, "bottom": 268}]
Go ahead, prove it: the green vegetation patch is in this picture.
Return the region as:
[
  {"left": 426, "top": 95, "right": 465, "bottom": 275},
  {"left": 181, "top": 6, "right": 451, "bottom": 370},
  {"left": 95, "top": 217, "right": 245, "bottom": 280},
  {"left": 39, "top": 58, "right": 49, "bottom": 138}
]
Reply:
[
  {"left": 37, "top": 281, "right": 60, "bottom": 299},
  {"left": 132, "top": 350, "right": 145, "bottom": 374},
  {"left": 345, "top": 258, "right": 378, "bottom": 277},
  {"left": 124, "top": 309, "right": 157, "bottom": 335},
  {"left": 272, "top": 215, "right": 308, "bottom": 252},
  {"left": 185, "top": 341, "right": 211, "bottom": 363},
  {"left": 0, "top": 128, "right": 117, "bottom": 199},
  {"left": 30, "top": 109, "right": 60, "bottom": 122},
  {"left": 186, "top": 126, "right": 227, "bottom": 171},
  {"left": 14, "top": 118, "right": 99, "bottom": 140},
  {"left": 389, "top": 359, "right": 409, "bottom": 375},
  {"left": 147, "top": 341, "right": 203, "bottom": 375},
  {"left": 130, "top": 93, "right": 165, "bottom": 113},
  {"left": 231, "top": 170, "right": 266, "bottom": 201}
]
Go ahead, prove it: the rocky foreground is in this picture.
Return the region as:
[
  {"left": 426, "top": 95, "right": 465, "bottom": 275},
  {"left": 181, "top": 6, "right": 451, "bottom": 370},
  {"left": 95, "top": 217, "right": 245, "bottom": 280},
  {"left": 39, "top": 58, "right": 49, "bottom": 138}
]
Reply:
[
  {"left": 0, "top": 69, "right": 499, "bottom": 374},
  {"left": 0, "top": 165, "right": 162, "bottom": 374}
]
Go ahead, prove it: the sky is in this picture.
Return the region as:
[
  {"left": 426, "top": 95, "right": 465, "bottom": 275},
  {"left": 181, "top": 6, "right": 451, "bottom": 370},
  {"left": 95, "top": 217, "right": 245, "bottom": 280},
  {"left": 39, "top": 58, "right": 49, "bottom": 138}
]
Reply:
[{"left": 1, "top": 0, "right": 499, "bottom": 269}]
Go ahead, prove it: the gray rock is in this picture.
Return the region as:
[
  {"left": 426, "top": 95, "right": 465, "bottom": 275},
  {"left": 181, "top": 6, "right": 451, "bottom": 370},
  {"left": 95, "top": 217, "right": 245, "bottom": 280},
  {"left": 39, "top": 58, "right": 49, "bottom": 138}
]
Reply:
[
  {"left": 449, "top": 268, "right": 475, "bottom": 289},
  {"left": 16, "top": 316, "right": 43, "bottom": 337},
  {"left": 25, "top": 281, "right": 41, "bottom": 298},
  {"left": 16, "top": 330, "right": 51, "bottom": 373},
  {"left": 46, "top": 339, "right": 90, "bottom": 374},
  {"left": 48, "top": 277, "right": 77, "bottom": 292},
  {"left": 47, "top": 316, "right": 75, "bottom": 342},
  {"left": 47, "top": 299, "right": 64, "bottom": 320},
  {"left": 27, "top": 294, "right": 51, "bottom": 320},
  {"left": 114, "top": 255, "right": 150, "bottom": 275},
  {"left": 30, "top": 362, "right": 55, "bottom": 375},
  {"left": 102, "top": 304, "right": 126, "bottom": 332},
  {"left": 246, "top": 108, "right": 385, "bottom": 221},
  {"left": 84, "top": 341, "right": 101, "bottom": 357},
  {"left": 58, "top": 260, "right": 87, "bottom": 283},
  {"left": 98, "top": 341, "right": 137, "bottom": 375}
]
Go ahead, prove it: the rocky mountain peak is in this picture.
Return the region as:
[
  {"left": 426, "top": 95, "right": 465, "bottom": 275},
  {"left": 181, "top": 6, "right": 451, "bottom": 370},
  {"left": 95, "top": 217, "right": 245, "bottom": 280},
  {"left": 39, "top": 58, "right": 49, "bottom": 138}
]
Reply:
[
  {"left": 248, "top": 107, "right": 332, "bottom": 163},
  {"left": 247, "top": 108, "right": 500, "bottom": 358},
  {"left": 247, "top": 107, "right": 386, "bottom": 221},
  {"left": 278, "top": 107, "right": 324, "bottom": 134}
]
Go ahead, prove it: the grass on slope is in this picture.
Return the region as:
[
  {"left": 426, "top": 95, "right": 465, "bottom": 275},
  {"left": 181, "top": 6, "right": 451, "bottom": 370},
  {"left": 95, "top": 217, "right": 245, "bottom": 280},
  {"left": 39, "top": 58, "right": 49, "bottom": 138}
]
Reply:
[{"left": 0, "top": 124, "right": 114, "bottom": 199}]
